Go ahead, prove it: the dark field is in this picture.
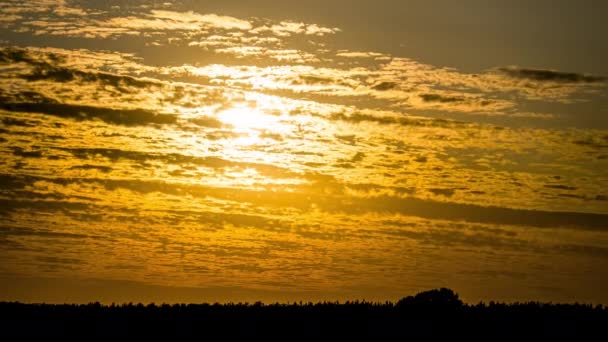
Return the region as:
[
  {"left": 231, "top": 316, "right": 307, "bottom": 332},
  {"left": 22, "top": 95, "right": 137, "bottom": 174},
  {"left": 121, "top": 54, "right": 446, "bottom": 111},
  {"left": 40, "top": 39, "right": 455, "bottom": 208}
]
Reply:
[{"left": 1, "top": 288, "right": 606, "bottom": 338}]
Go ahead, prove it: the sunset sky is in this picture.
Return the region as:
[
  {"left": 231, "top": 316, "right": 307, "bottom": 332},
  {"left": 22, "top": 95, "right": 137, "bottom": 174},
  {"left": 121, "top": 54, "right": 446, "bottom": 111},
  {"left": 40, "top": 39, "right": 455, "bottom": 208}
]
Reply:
[{"left": 1, "top": 0, "right": 607, "bottom": 304}]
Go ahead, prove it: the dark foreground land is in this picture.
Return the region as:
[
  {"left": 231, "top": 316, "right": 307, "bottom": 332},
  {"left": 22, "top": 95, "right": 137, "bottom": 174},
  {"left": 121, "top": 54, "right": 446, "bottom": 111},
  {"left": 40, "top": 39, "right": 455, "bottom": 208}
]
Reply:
[{"left": 1, "top": 289, "right": 606, "bottom": 338}]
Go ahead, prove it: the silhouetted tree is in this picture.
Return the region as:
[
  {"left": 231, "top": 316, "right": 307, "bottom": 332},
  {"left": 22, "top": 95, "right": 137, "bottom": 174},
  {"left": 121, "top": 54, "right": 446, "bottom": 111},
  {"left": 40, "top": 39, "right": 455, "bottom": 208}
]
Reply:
[{"left": 396, "top": 287, "right": 463, "bottom": 309}]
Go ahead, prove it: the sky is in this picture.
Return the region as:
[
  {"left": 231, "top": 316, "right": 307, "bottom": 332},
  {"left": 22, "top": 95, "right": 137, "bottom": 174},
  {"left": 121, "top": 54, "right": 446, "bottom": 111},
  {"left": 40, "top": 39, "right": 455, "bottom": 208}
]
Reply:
[{"left": 0, "top": 0, "right": 607, "bottom": 304}]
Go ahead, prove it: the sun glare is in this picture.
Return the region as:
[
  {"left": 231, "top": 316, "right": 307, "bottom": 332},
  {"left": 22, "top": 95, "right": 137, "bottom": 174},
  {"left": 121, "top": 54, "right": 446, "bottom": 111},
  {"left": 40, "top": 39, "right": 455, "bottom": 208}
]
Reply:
[
  {"left": 217, "top": 94, "right": 290, "bottom": 133},
  {"left": 217, "top": 107, "right": 270, "bottom": 130}
]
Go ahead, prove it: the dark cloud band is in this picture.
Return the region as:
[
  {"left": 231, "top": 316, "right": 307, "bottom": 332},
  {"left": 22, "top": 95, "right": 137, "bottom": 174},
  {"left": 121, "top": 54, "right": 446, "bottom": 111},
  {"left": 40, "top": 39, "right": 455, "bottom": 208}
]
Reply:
[{"left": 497, "top": 67, "right": 606, "bottom": 83}]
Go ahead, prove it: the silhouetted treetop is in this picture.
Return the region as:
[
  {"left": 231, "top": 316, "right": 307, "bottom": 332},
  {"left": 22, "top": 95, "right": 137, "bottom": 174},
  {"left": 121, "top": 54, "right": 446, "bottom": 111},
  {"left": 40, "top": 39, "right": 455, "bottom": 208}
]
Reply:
[{"left": 396, "top": 287, "right": 463, "bottom": 309}]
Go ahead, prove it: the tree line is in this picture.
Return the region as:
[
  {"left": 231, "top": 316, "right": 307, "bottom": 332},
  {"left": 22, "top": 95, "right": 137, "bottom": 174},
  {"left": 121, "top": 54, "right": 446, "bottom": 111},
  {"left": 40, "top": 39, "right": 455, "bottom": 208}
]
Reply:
[{"left": 1, "top": 288, "right": 606, "bottom": 337}]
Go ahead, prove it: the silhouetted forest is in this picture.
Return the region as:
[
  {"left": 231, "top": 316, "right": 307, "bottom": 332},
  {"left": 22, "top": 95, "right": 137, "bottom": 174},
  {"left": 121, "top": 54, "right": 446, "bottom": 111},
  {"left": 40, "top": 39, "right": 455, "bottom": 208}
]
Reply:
[{"left": 1, "top": 288, "right": 606, "bottom": 337}]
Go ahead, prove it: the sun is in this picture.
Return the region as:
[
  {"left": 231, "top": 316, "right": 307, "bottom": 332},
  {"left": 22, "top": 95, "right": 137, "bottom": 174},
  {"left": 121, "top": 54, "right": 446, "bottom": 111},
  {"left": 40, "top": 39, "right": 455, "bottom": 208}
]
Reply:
[
  {"left": 217, "top": 93, "right": 288, "bottom": 132},
  {"left": 217, "top": 107, "right": 272, "bottom": 131}
]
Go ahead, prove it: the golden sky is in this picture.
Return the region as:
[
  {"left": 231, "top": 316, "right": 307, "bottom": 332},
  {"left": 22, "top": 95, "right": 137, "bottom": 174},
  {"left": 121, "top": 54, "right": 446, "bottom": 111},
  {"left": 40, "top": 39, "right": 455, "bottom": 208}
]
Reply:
[{"left": 1, "top": 0, "right": 607, "bottom": 304}]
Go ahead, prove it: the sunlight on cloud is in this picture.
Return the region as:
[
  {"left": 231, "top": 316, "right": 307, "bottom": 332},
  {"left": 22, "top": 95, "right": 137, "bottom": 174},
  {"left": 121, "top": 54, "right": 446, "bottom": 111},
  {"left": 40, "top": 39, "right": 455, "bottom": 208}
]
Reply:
[
  {"left": 0, "top": 0, "right": 607, "bottom": 304},
  {"left": 250, "top": 21, "right": 340, "bottom": 37},
  {"left": 336, "top": 50, "right": 389, "bottom": 59},
  {"left": 150, "top": 10, "right": 253, "bottom": 30}
]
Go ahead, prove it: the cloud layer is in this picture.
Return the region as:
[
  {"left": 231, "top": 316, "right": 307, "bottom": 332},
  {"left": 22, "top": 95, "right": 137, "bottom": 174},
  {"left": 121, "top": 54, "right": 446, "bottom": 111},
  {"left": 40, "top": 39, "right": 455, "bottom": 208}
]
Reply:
[{"left": 0, "top": 1, "right": 607, "bottom": 304}]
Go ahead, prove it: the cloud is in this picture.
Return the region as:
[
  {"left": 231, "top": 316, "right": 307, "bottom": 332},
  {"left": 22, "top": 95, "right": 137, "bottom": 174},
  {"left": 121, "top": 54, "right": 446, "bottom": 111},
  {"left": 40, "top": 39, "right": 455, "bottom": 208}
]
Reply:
[
  {"left": 419, "top": 93, "right": 463, "bottom": 103},
  {"left": 11, "top": 147, "right": 43, "bottom": 158},
  {"left": 572, "top": 136, "right": 608, "bottom": 149},
  {"left": 100, "top": 10, "right": 253, "bottom": 32},
  {"left": 305, "top": 24, "right": 340, "bottom": 36},
  {"left": 149, "top": 10, "right": 253, "bottom": 30},
  {"left": 371, "top": 82, "right": 398, "bottom": 91},
  {"left": 7, "top": 171, "right": 606, "bottom": 232},
  {"left": 187, "top": 35, "right": 281, "bottom": 49},
  {"left": 58, "top": 147, "right": 302, "bottom": 181},
  {"left": 497, "top": 67, "right": 606, "bottom": 83},
  {"left": 173, "top": 53, "right": 598, "bottom": 115},
  {"left": 189, "top": 116, "right": 227, "bottom": 128},
  {"left": 351, "top": 152, "right": 365, "bottom": 162},
  {"left": 215, "top": 46, "right": 319, "bottom": 63},
  {"left": 0, "top": 14, "right": 21, "bottom": 23},
  {"left": 296, "top": 75, "right": 338, "bottom": 85},
  {"left": 2, "top": 47, "right": 604, "bottom": 220},
  {"left": 19, "top": 9, "right": 254, "bottom": 37},
  {"left": 6, "top": 4, "right": 337, "bottom": 50},
  {"left": 0, "top": 47, "right": 239, "bottom": 123},
  {"left": 404, "top": 92, "right": 514, "bottom": 113},
  {"left": 544, "top": 184, "right": 577, "bottom": 191},
  {"left": 251, "top": 21, "right": 339, "bottom": 37},
  {"left": 336, "top": 51, "right": 387, "bottom": 59},
  {"left": 1, "top": 95, "right": 177, "bottom": 126},
  {"left": 0, "top": 46, "right": 152, "bottom": 76},
  {"left": 1, "top": 117, "right": 36, "bottom": 127},
  {"left": 325, "top": 111, "right": 466, "bottom": 128},
  {"left": 3, "top": 7, "right": 604, "bottom": 117},
  {"left": 36, "top": 256, "right": 84, "bottom": 266},
  {"left": 263, "top": 49, "right": 319, "bottom": 63},
  {"left": 555, "top": 244, "right": 608, "bottom": 259},
  {"left": 508, "top": 111, "right": 555, "bottom": 119},
  {"left": 0, "top": 0, "right": 84, "bottom": 17},
  {"left": 69, "top": 165, "right": 113, "bottom": 173},
  {"left": 8, "top": 28, "right": 571, "bottom": 118},
  {"left": 428, "top": 188, "right": 455, "bottom": 197},
  {"left": 22, "top": 65, "right": 159, "bottom": 89},
  {"left": 367, "top": 58, "right": 607, "bottom": 106},
  {"left": 2, "top": 2, "right": 608, "bottom": 304},
  {"left": 337, "top": 195, "right": 608, "bottom": 231},
  {"left": 174, "top": 63, "right": 360, "bottom": 95},
  {"left": 102, "top": 16, "right": 199, "bottom": 31},
  {"left": 0, "top": 226, "right": 94, "bottom": 240}
]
